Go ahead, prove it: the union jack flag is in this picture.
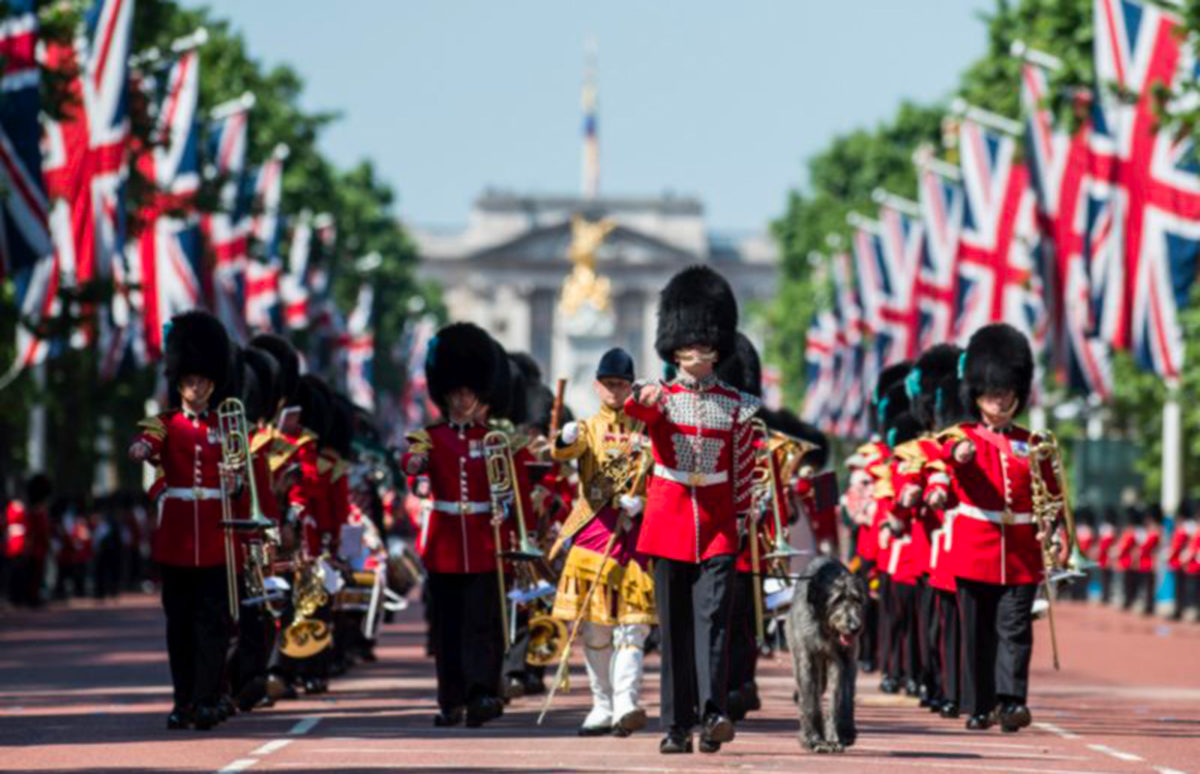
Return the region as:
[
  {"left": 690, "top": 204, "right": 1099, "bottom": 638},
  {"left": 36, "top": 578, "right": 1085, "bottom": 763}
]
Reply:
[
  {"left": 953, "top": 113, "right": 1046, "bottom": 349},
  {"left": 801, "top": 310, "right": 839, "bottom": 433},
  {"left": 203, "top": 93, "right": 254, "bottom": 342},
  {"left": 868, "top": 194, "right": 924, "bottom": 361},
  {"left": 0, "top": 0, "right": 56, "bottom": 379},
  {"left": 341, "top": 285, "right": 375, "bottom": 410},
  {"left": 127, "top": 46, "right": 203, "bottom": 363},
  {"left": 913, "top": 152, "right": 962, "bottom": 353},
  {"left": 830, "top": 250, "right": 868, "bottom": 439},
  {"left": 1089, "top": 0, "right": 1200, "bottom": 379},
  {"left": 41, "top": 0, "right": 133, "bottom": 300},
  {"left": 1020, "top": 57, "right": 1114, "bottom": 398},
  {"left": 399, "top": 315, "right": 436, "bottom": 433}
]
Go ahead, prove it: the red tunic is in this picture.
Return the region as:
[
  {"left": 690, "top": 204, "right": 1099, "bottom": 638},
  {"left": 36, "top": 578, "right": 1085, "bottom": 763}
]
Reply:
[
  {"left": 1097, "top": 525, "right": 1116, "bottom": 569},
  {"left": 4, "top": 501, "right": 50, "bottom": 559},
  {"left": 1186, "top": 527, "right": 1200, "bottom": 575},
  {"left": 942, "top": 423, "right": 1053, "bottom": 586},
  {"left": 1076, "top": 523, "right": 1096, "bottom": 564},
  {"left": 1114, "top": 527, "right": 1137, "bottom": 572},
  {"left": 625, "top": 376, "right": 759, "bottom": 564},
  {"left": 1136, "top": 526, "right": 1161, "bottom": 573},
  {"left": 1168, "top": 522, "right": 1195, "bottom": 571},
  {"left": 401, "top": 421, "right": 533, "bottom": 574},
  {"left": 134, "top": 410, "right": 227, "bottom": 568},
  {"left": 846, "top": 442, "right": 888, "bottom": 564}
]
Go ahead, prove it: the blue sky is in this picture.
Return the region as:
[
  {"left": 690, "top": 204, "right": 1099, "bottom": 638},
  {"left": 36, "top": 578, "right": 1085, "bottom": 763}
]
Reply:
[{"left": 190, "top": 1, "right": 994, "bottom": 232}]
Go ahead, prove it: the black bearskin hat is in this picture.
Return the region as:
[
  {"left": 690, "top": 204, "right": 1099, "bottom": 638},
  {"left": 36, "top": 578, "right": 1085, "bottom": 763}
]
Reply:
[
  {"left": 716, "top": 332, "right": 762, "bottom": 397},
  {"left": 887, "top": 411, "right": 926, "bottom": 449},
  {"left": 907, "top": 344, "right": 962, "bottom": 431},
  {"left": 164, "top": 311, "right": 234, "bottom": 402},
  {"left": 767, "top": 407, "right": 830, "bottom": 471},
  {"left": 250, "top": 333, "right": 301, "bottom": 406},
  {"left": 654, "top": 265, "right": 739, "bottom": 364},
  {"left": 25, "top": 473, "right": 52, "bottom": 506},
  {"left": 523, "top": 383, "right": 557, "bottom": 435},
  {"left": 484, "top": 337, "right": 514, "bottom": 420},
  {"left": 238, "top": 347, "right": 280, "bottom": 425},
  {"left": 869, "top": 360, "right": 912, "bottom": 433},
  {"left": 328, "top": 394, "right": 356, "bottom": 458},
  {"left": 297, "top": 374, "right": 332, "bottom": 444},
  {"left": 878, "top": 381, "right": 911, "bottom": 444},
  {"left": 961, "top": 323, "right": 1034, "bottom": 418},
  {"left": 425, "top": 322, "right": 498, "bottom": 413},
  {"left": 509, "top": 352, "right": 543, "bottom": 386},
  {"left": 933, "top": 374, "right": 972, "bottom": 430}
]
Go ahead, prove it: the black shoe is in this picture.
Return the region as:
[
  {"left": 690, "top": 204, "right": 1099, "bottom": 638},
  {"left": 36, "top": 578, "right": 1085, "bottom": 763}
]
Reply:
[
  {"left": 879, "top": 677, "right": 900, "bottom": 694},
  {"left": 998, "top": 703, "right": 1031, "bottom": 733},
  {"left": 613, "top": 707, "right": 647, "bottom": 737},
  {"left": 939, "top": 702, "right": 960, "bottom": 719},
  {"left": 578, "top": 724, "right": 612, "bottom": 737},
  {"left": 502, "top": 676, "right": 526, "bottom": 700},
  {"left": 859, "top": 659, "right": 877, "bottom": 674},
  {"left": 659, "top": 731, "right": 692, "bottom": 754},
  {"left": 965, "top": 712, "right": 994, "bottom": 731},
  {"left": 698, "top": 737, "right": 722, "bottom": 753},
  {"left": 192, "top": 705, "right": 220, "bottom": 731},
  {"left": 166, "top": 707, "right": 192, "bottom": 730},
  {"left": 727, "top": 690, "right": 747, "bottom": 722},
  {"left": 465, "top": 696, "right": 503, "bottom": 727},
  {"left": 903, "top": 678, "right": 920, "bottom": 697},
  {"left": 433, "top": 707, "right": 464, "bottom": 727},
  {"left": 521, "top": 674, "right": 546, "bottom": 697},
  {"left": 702, "top": 713, "right": 735, "bottom": 745},
  {"left": 742, "top": 682, "right": 761, "bottom": 712}
]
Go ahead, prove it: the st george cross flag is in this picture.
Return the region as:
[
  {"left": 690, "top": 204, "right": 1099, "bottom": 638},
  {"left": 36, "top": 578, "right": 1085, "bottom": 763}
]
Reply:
[
  {"left": 127, "top": 46, "right": 203, "bottom": 363},
  {"left": 953, "top": 111, "right": 1046, "bottom": 348},
  {"left": 1090, "top": 0, "right": 1200, "bottom": 379},
  {"left": 0, "top": 0, "right": 56, "bottom": 380},
  {"left": 913, "top": 150, "right": 962, "bottom": 352},
  {"left": 1019, "top": 56, "right": 1114, "bottom": 399}
]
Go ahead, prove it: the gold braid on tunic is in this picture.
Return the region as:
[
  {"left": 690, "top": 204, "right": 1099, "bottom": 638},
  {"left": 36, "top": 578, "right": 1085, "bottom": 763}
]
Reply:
[{"left": 548, "top": 403, "right": 655, "bottom": 626}]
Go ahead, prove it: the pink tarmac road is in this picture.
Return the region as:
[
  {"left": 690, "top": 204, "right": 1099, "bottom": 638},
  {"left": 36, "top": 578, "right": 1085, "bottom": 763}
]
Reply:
[{"left": 1, "top": 594, "right": 1198, "bottom": 773}]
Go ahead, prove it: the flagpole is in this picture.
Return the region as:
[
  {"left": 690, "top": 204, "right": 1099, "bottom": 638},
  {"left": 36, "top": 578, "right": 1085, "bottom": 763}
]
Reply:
[
  {"left": 871, "top": 189, "right": 921, "bottom": 218},
  {"left": 949, "top": 97, "right": 1023, "bottom": 137},
  {"left": 1162, "top": 378, "right": 1182, "bottom": 518},
  {"left": 1010, "top": 40, "right": 1063, "bottom": 71}
]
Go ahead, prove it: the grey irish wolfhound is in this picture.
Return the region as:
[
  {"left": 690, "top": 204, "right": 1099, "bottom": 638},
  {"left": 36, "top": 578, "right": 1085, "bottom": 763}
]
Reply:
[{"left": 787, "top": 555, "right": 868, "bottom": 753}]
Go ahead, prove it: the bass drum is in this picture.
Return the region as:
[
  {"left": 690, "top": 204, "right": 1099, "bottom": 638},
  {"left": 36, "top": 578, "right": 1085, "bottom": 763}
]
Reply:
[{"left": 387, "top": 537, "right": 424, "bottom": 598}]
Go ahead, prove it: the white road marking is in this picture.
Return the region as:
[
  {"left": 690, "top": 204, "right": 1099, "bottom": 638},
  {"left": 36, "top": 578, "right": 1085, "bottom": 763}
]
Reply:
[
  {"left": 1087, "top": 744, "right": 1143, "bottom": 763},
  {"left": 289, "top": 716, "right": 321, "bottom": 735},
  {"left": 216, "top": 760, "right": 257, "bottom": 773},
  {"left": 249, "top": 739, "right": 292, "bottom": 756},
  {"left": 1034, "top": 721, "right": 1082, "bottom": 740}
]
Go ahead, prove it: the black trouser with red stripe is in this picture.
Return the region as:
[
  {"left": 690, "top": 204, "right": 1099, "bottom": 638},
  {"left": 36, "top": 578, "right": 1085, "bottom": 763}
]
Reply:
[
  {"left": 956, "top": 579, "right": 1035, "bottom": 716},
  {"left": 936, "top": 588, "right": 960, "bottom": 706},
  {"left": 727, "top": 572, "right": 760, "bottom": 697},
  {"left": 887, "top": 580, "right": 919, "bottom": 682},
  {"left": 655, "top": 555, "right": 736, "bottom": 732},
  {"left": 161, "top": 564, "right": 231, "bottom": 711}
]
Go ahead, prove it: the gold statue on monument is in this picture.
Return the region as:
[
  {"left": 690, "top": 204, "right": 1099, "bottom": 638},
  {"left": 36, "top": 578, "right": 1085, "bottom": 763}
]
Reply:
[{"left": 560, "top": 214, "right": 616, "bottom": 316}]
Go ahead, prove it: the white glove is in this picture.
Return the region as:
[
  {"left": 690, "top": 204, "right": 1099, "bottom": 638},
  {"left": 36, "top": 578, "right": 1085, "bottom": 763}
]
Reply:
[
  {"left": 560, "top": 421, "right": 580, "bottom": 445},
  {"left": 619, "top": 494, "right": 644, "bottom": 517}
]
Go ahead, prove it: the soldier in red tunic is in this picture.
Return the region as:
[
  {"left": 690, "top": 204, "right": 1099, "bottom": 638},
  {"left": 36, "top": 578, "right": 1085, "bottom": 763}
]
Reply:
[
  {"left": 1168, "top": 502, "right": 1196, "bottom": 619},
  {"left": 401, "top": 322, "right": 508, "bottom": 728},
  {"left": 128, "top": 311, "right": 236, "bottom": 731},
  {"left": 624, "top": 266, "right": 758, "bottom": 755},
  {"left": 4, "top": 474, "right": 52, "bottom": 607},
  {"left": 940, "top": 324, "right": 1053, "bottom": 733}
]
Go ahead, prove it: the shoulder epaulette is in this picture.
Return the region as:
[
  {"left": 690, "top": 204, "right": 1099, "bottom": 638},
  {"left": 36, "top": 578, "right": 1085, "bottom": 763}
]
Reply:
[
  {"left": 405, "top": 428, "right": 434, "bottom": 454},
  {"left": 137, "top": 415, "right": 168, "bottom": 440}
]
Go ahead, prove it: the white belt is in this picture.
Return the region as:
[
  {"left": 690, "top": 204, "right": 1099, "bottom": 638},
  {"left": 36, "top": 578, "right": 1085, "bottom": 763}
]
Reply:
[
  {"left": 953, "top": 503, "right": 1033, "bottom": 526},
  {"left": 653, "top": 464, "right": 728, "bottom": 488},
  {"left": 164, "top": 487, "right": 223, "bottom": 501},
  {"left": 432, "top": 500, "right": 492, "bottom": 515}
]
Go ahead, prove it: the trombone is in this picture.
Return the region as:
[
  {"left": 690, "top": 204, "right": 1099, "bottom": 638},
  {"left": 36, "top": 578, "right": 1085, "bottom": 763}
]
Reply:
[
  {"left": 750, "top": 418, "right": 805, "bottom": 561},
  {"left": 483, "top": 429, "right": 542, "bottom": 652},
  {"left": 216, "top": 397, "right": 276, "bottom": 623}
]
